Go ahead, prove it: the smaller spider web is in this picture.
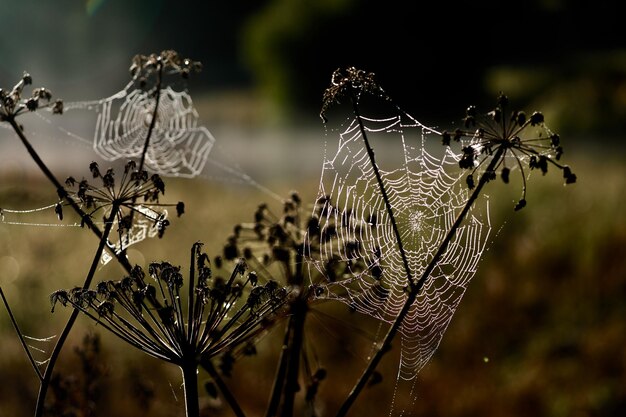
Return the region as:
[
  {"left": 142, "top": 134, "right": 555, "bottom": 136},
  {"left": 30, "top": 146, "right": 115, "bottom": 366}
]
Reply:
[
  {"left": 0, "top": 202, "right": 167, "bottom": 266},
  {"left": 99, "top": 205, "right": 169, "bottom": 266},
  {"left": 34, "top": 83, "right": 285, "bottom": 204},
  {"left": 61, "top": 81, "right": 215, "bottom": 178},
  {"left": 304, "top": 108, "right": 493, "bottom": 392}
]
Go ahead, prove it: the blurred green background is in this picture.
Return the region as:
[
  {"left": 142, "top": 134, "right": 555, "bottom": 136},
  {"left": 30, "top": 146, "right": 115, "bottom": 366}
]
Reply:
[{"left": 1, "top": 0, "right": 625, "bottom": 416}]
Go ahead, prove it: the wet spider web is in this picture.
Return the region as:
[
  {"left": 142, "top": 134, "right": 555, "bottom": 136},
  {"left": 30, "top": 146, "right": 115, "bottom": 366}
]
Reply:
[
  {"left": 35, "top": 80, "right": 285, "bottom": 202},
  {"left": 60, "top": 81, "right": 215, "bottom": 178},
  {"left": 0, "top": 203, "right": 169, "bottom": 266},
  {"left": 2, "top": 80, "right": 285, "bottom": 266},
  {"left": 304, "top": 104, "right": 493, "bottom": 413}
]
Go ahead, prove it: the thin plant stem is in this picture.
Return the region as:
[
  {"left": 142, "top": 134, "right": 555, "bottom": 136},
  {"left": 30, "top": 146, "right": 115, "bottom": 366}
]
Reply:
[
  {"left": 200, "top": 357, "right": 248, "bottom": 417},
  {"left": 34, "top": 205, "right": 118, "bottom": 417},
  {"left": 265, "top": 318, "right": 294, "bottom": 417},
  {"left": 350, "top": 95, "right": 414, "bottom": 286},
  {"left": 138, "top": 60, "right": 163, "bottom": 174},
  {"left": 0, "top": 286, "right": 43, "bottom": 381},
  {"left": 265, "top": 250, "right": 306, "bottom": 417},
  {"left": 279, "top": 249, "right": 307, "bottom": 417},
  {"left": 6, "top": 117, "right": 133, "bottom": 274},
  {"left": 123, "top": 60, "right": 163, "bottom": 254},
  {"left": 335, "top": 103, "right": 505, "bottom": 417},
  {"left": 280, "top": 295, "right": 307, "bottom": 417}
]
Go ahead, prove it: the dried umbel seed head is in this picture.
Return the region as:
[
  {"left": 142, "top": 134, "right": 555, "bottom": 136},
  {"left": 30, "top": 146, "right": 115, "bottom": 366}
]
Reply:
[
  {"left": 0, "top": 73, "right": 63, "bottom": 121},
  {"left": 129, "top": 50, "right": 202, "bottom": 84},
  {"left": 320, "top": 67, "right": 389, "bottom": 122},
  {"left": 441, "top": 92, "right": 576, "bottom": 210},
  {"left": 63, "top": 162, "right": 183, "bottom": 254},
  {"left": 52, "top": 243, "right": 289, "bottom": 368}
]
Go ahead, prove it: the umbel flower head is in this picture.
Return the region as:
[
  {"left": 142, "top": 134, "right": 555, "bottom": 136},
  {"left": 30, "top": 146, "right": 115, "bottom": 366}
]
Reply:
[
  {"left": 50, "top": 242, "right": 289, "bottom": 367},
  {"left": 440, "top": 93, "right": 577, "bottom": 210},
  {"left": 0, "top": 72, "right": 63, "bottom": 121},
  {"left": 63, "top": 160, "right": 184, "bottom": 256},
  {"left": 129, "top": 49, "right": 203, "bottom": 87}
]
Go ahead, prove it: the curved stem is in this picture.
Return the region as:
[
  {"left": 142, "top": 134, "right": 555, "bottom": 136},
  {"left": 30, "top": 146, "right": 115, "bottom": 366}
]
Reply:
[
  {"left": 335, "top": 145, "right": 505, "bottom": 417},
  {"left": 7, "top": 117, "right": 133, "bottom": 274},
  {"left": 34, "top": 206, "right": 118, "bottom": 417}
]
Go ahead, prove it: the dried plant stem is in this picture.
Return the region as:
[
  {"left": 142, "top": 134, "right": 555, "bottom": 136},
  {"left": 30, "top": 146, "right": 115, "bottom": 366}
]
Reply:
[
  {"left": 6, "top": 117, "right": 133, "bottom": 273},
  {"left": 123, "top": 60, "right": 163, "bottom": 245},
  {"left": 34, "top": 206, "right": 118, "bottom": 417},
  {"left": 280, "top": 296, "right": 307, "bottom": 417},
  {"left": 200, "top": 357, "right": 247, "bottom": 417},
  {"left": 265, "top": 317, "right": 293, "bottom": 417},
  {"left": 335, "top": 105, "right": 505, "bottom": 417},
  {"left": 350, "top": 95, "right": 414, "bottom": 286},
  {"left": 264, "top": 252, "right": 306, "bottom": 417},
  {"left": 138, "top": 61, "right": 163, "bottom": 174},
  {"left": 0, "top": 286, "right": 43, "bottom": 381},
  {"left": 181, "top": 358, "right": 200, "bottom": 417}
]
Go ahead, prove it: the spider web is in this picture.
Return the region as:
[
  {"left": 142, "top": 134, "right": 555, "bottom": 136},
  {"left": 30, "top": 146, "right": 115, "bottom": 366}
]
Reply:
[
  {"left": 0, "top": 203, "right": 167, "bottom": 266},
  {"left": 62, "top": 81, "right": 215, "bottom": 178},
  {"left": 304, "top": 104, "right": 492, "bottom": 411},
  {"left": 36, "top": 82, "right": 285, "bottom": 203}
]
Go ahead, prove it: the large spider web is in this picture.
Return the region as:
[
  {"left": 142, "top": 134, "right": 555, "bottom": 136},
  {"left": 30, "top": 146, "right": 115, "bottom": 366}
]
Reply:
[
  {"left": 304, "top": 105, "right": 493, "bottom": 410},
  {"left": 63, "top": 81, "right": 215, "bottom": 178}
]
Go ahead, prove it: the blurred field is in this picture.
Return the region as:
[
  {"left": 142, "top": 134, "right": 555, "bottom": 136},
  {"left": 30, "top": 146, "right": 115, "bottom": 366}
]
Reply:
[{"left": 1, "top": 130, "right": 625, "bottom": 417}]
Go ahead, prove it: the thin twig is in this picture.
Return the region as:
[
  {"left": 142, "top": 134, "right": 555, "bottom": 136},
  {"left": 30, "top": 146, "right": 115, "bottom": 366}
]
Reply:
[
  {"left": 350, "top": 94, "right": 414, "bottom": 286},
  {"left": 34, "top": 205, "right": 118, "bottom": 417},
  {"left": 0, "top": 286, "right": 44, "bottom": 381}
]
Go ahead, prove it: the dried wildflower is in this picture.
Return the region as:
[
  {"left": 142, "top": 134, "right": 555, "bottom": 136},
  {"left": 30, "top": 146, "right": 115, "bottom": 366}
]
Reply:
[
  {"left": 129, "top": 49, "right": 202, "bottom": 86},
  {"left": 320, "top": 67, "right": 389, "bottom": 122},
  {"left": 51, "top": 243, "right": 288, "bottom": 365},
  {"left": 226, "top": 191, "right": 309, "bottom": 286},
  {"left": 0, "top": 73, "right": 63, "bottom": 121},
  {"left": 64, "top": 160, "right": 184, "bottom": 255},
  {"left": 440, "top": 93, "right": 577, "bottom": 209}
]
